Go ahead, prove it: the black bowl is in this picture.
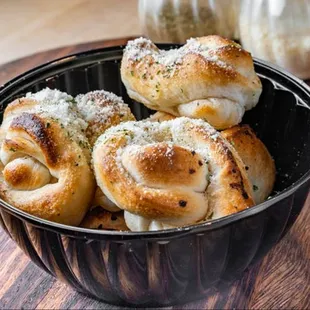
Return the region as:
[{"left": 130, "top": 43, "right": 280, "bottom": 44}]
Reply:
[{"left": 0, "top": 46, "right": 310, "bottom": 307}]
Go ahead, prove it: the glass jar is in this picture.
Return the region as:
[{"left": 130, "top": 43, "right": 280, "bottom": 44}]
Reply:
[
  {"left": 138, "top": 0, "right": 240, "bottom": 43},
  {"left": 239, "top": 0, "right": 310, "bottom": 79}
]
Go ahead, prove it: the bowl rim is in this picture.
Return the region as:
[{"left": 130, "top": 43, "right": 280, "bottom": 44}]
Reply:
[{"left": 0, "top": 45, "right": 310, "bottom": 240}]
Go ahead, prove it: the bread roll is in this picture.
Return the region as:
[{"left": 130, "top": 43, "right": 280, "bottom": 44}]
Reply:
[
  {"left": 121, "top": 35, "right": 262, "bottom": 129},
  {"left": 93, "top": 117, "right": 254, "bottom": 231},
  {"left": 0, "top": 89, "right": 95, "bottom": 225}
]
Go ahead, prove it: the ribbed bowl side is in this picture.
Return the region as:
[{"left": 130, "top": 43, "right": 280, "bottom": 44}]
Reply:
[
  {"left": 0, "top": 47, "right": 310, "bottom": 306},
  {"left": 0, "top": 178, "right": 309, "bottom": 308}
]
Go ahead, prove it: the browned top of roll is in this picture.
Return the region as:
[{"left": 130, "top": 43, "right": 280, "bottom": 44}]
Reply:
[
  {"left": 0, "top": 89, "right": 95, "bottom": 226},
  {"left": 93, "top": 117, "right": 254, "bottom": 231},
  {"left": 121, "top": 35, "right": 262, "bottom": 129}
]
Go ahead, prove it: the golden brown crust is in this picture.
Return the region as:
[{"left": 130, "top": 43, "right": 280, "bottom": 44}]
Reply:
[
  {"left": 122, "top": 143, "right": 207, "bottom": 189},
  {"left": 0, "top": 89, "right": 136, "bottom": 225},
  {"left": 10, "top": 113, "right": 58, "bottom": 164},
  {"left": 91, "top": 187, "right": 121, "bottom": 212},
  {"left": 81, "top": 207, "right": 128, "bottom": 231},
  {"left": 148, "top": 111, "right": 176, "bottom": 122},
  {"left": 149, "top": 113, "right": 275, "bottom": 205},
  {"left": 93, "top": 118, "right": 254, "bottom": 231},
  {"left": 121, "top": 36, "right": 262, "bottom": 129},
  {"left": 0, "top": 97, "right": 96, "bottom": 226},
  {"left": 222, "top": 125, "right": 276, "bottom": 204},
  {"left": 3, "top": 157, "right": 51, "bottom": 190}
]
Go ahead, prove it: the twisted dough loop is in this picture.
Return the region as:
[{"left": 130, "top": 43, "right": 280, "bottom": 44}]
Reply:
[
  {"left": 93, "top": 117, "right": 254, "bottom": 231},
  {"left": 3, "top": 157, "right": 51, "bottom": 190},
  {"left": 0, "top": 93, "right": 95, "bottom": 226},
  {"left": 222, "top": 125, "right": 276, "bottom": 204},
  {"left": 91, "top": 187, "right": 120, "bottom": 212},
  {"left": 121, "top": 35, "right": 262, "bottom": 129},
  {"left": 151, "top": 112, "right": 276, "bottom": 205}
]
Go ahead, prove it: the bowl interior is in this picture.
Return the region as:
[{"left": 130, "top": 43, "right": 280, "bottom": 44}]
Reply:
[{"left": 0, "top": 45, "right": 310, "bottom": 232}]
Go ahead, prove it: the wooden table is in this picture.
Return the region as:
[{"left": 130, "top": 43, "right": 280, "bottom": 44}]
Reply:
[{"left": 0, "top": 38, "right": 309, "bottom": 310}]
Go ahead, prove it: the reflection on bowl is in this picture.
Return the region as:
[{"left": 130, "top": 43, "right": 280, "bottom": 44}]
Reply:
[{"left": 0, "top": 45, "right": 309, "bottom": 307}]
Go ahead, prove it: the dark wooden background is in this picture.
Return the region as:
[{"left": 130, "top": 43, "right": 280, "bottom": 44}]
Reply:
[{"left": 0, "top": 38, "right": 309, "bottom": 310}]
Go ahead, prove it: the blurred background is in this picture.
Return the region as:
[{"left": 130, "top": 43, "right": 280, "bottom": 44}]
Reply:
[
  {"left": 0, "top": 0, "right": 309, "bottom": 79},
  {"left": 0, "top": 0, "right": 140, "bottom": 65}
]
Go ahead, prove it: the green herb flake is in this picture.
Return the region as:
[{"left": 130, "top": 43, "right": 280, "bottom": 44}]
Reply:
[
  {"left": 9, "top": 147, "right": 16, "bottom": 152},
  {"left": 46, "top": 122, "right": 51, "bottom": 128},
  {"left": 253, "top": 185, "right": 259, "bottom": 191},
  {"left": 157, "top": 70, "right": 161, "bottom": 75},
  {"left": 130, "top": 71, "right": 134, "bottom": 77}
]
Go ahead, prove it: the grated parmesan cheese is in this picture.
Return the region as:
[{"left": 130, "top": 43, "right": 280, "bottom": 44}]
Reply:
[
  {"left": 26, "top": 88, "right": 89, "bottom": 149},
  {"left": 125, "top": 37, "right": 231, "bottom": 69},
  {"left": 95, "top": 117, "right": 220, "bottom": 172},
  {"left": 75, "top": 90, "right": 134, "bottom": 144}
]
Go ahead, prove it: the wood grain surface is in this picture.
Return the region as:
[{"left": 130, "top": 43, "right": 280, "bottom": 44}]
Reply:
[{"left": 0, "top": 38, "right": 309, "bottom": 310}]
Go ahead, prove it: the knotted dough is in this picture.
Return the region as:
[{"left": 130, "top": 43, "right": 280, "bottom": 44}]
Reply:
[
  {"left": 93, "top": 117, "right": 254, "bottom": 231},
  {"left": 121, "top": 35, "right": 262, "bottom": 129}
]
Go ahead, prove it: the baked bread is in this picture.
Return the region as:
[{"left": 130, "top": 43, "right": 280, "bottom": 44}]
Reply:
[
  {"left": 222, "top": 125, "right": 275, "bottom": 204},
  {"left": 75, "top": 90, "right": 134, "bottom": 217},
  {"left": 91, "top": 187, "right": 120, "bottom": 212},
  {"left": 80, "top": 207, "right": 128, "bottom": 231},
  {"left": 150, "top": 112, "right": 275, "bottom": 204},
  {"left": 149, "top": 111, "right": 176, "bottom": 122},
  {"left": 93, "top": 117, "right": 254, "bottom": 231},
  {"left": 0, "top": 89, "right": 95, "bottom": 225},
  {"left": 121, "top": 35, "right": 262, "bottom": 129},
  {"left": 75, "top": 90, "right": 135, "bottom": 145}
]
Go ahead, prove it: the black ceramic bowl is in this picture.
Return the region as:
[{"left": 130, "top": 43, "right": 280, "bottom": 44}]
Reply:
[{"left": 0, "top": 45, "right": 310, "bottom": 307}]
